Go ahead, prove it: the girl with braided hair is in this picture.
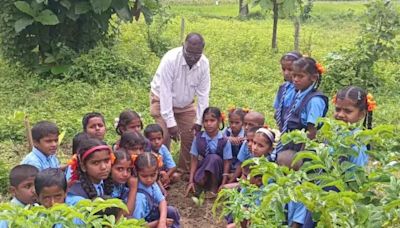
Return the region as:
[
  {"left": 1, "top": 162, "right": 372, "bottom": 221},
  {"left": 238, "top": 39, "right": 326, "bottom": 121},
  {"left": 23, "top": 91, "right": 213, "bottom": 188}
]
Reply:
[
  {"left": 66, "top": 138, "right": 113, "bottom": 205},
  {"left": 333, "top": 86, "right": 376, "bottom": 166}
]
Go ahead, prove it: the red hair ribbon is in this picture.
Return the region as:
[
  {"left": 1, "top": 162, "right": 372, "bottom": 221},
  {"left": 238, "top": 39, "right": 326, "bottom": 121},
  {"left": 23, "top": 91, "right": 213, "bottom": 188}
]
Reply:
[{"left": 82, "top": 145, "right": 112, "bottom": 161}]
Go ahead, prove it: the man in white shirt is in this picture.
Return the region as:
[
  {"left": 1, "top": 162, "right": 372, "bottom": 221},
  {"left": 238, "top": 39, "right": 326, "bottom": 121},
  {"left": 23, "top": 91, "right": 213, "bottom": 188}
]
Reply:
[{"left": 150, "top": 33, "right": 210, "bottom": 172}]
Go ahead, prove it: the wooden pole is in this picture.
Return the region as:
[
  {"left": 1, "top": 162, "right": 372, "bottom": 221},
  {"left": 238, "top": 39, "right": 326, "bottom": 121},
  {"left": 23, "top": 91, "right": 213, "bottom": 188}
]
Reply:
[
  {"left": 180, "top": 17, "right": 185, "bottom": 44},
  {"left": 24, "top": 115, "right": 33, "bottom": 151}
]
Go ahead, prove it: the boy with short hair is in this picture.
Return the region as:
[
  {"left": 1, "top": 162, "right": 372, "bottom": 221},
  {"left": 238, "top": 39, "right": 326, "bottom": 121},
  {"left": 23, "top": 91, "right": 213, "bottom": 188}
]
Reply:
[
  {"left": 229, "top": 111, "right": 266, "bottom": 183},
  {"left": 35, "top": 168, "right": 67, "bottom": 208},
  {"left": 9, "top": 164, "right": 39, "bottom": 206},
  {"left": 0, "top": 165, "right": 39, "bottom": 228},
  {"left": 21, "top": 120, "right": 60, "bottom": 171},
  {"left": 144, "top": 124, "right": 179, "bottom": 187}
]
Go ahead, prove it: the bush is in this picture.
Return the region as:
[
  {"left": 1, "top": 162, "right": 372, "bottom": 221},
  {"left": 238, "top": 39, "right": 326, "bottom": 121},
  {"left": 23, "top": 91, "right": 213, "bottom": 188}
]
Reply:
[
  {"left": 0, "top": 160, "right": 8, "bottom": 196},
  {"left": 65, "top": 45, "right": 150, "bottom": 85}
]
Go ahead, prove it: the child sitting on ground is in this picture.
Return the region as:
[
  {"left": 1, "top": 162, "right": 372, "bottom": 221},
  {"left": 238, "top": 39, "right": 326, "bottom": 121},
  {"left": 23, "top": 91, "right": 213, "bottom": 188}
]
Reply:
[
  {"left": 185, "top": 107, "right": 232, "bottom": 199},
  {"left": 66, "top": 138, "right": 113, "bottom": 206},
  {"left": 35, "top": 168, "right": 67, "bottom": 208},
  {"left": 223, "top": 108, "right": 246, "bottom": 174},
  {"left": 110, "top": 148, "right": 138, "bottom": 217},
  {"left": 229, "top": 111, "right": 265, "bottom": 183},
  {"left": 118, "top": 131, "right": 147, "bottom": 156},
  {"left": 132, "top": 152, "right": 180, "bottom": 228},
  {"left": 21, "top": 121, "right": 60, "bottom": 171},
  {"left": 144, "top": 124, "right": 179, "bottom": 188},
  {"left": 0, "top": 165, "right": 39, "bottom": 227},
  {"left": 82, "top": 112, "right": 107, "bottom": 141}
]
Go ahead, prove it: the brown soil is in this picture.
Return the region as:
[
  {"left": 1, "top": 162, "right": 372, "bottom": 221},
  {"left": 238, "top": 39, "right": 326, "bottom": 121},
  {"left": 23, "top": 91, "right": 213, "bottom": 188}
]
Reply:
[{"left": 166, "top": 179, "right": 226, "bottom": 228}]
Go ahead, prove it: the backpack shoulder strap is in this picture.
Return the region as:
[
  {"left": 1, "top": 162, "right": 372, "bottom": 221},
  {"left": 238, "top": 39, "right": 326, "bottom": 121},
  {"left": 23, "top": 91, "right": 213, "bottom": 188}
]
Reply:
[
  {"left": 295, "top": 91, "right": 328, "bottom": 116},
  {"left": 195, "top": 131, "right": 207, "bottom": 157},
  {"left": 68, "top": 182, "right": 89, "bottom": 199},
  {"left": 216, "top": 136, "right": 228, "bottom": 158}
]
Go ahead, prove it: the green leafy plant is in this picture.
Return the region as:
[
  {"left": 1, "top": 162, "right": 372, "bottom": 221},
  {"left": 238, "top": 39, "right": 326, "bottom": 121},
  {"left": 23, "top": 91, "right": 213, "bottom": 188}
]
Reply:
[
  {"left": 0, "top": 0, "right": 162, "bottom": 75},
  {"left": 322, "top": 0, "right": 400, "bottom": 93},
  {"left": 0, "top": 198, "right": 145, "bottom": 227},
  {"left": 214, "top": 118, "right": 400, "bottom": 227}
]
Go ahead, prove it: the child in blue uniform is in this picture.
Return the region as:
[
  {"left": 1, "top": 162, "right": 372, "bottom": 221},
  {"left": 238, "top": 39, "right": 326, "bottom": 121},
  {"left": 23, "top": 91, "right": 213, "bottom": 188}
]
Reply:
[
  {"left": 118, "top": 131, "right": 147, "bottom": 155},
  {"left": 229, "top": 111, "right": 265, "bottom": 183},
  {"left": 276, "top": 150, "right": 306, "bottom": 227},
  {"left": 132, "top": 152, "right": 180, "bottom": 227},
  {"left": 274, "top": 52, "right": 302, "bottom": 132},
  {"left": 82, "top": 112, "right": 107, "bottom": 141},
  {"left": 144, "top": 124, "right": 178, "bottom": 188},
  {"left": 35, "top": 168, "right": 67, "bottom": 208},
  {"left": 110, "top": 148, "right": 137, "bottom": 217},
  {"left": 66, "top": 138, "right": 113, "bottom": 206},
  {"left": 223, "top": 108, "right": 246, "bottom": 173},
  {"left": 274, "top": 57, "right": 329, "bottom": 159},
  {"left": 21, "top": 121, "right": 60, "bottom": 171},
  {"left": 0, "top": 165, "right": 38, "bottom": 228},
  {"left": 333, "top": 86, "right": 375, "bottom": 166},
  {"left": 186, "top": 107, "right": 232, "bottom": 198}
]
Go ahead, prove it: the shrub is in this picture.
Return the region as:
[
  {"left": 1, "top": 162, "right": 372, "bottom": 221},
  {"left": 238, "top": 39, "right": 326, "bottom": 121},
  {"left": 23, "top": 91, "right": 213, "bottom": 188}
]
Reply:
[
  {"left": 65, "top": 44, "right": 150, "bottom": 84},
  {"left": 0, "top": 0, "right": 162, "bottom": 74},
  {"left": 0, "top": 160, "right": 8, "bottom": 196}
]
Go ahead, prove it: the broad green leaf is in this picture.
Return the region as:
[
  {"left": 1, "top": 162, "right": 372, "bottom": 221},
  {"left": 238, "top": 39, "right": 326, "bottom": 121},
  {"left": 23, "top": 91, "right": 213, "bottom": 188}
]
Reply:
[
  {"left": 14, "top": 1, "right": 35, "bottom": 17},
  {"left": 114, "top": 6, "right": 133, "bottom": 22},
  {"left": 35, "top": 9, "right": 59, "bottom": 25},
  {"left": 75, "top": 2, "right": 91, "bottom": 14},
  {"left": 66, "top": 10, "right": 80, "bottom": 21},
  {"left": 90, "top": 0, "right": 112, "bottom": 13},
  {"left": 14, "top": 17, "right": 34, "bottom": 32},
  {"left": 60, "top": 0, "right": 72, "bottom": 9}
]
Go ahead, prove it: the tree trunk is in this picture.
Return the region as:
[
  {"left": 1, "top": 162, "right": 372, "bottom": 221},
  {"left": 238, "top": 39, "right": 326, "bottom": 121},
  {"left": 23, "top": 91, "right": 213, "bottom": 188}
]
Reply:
[
  {"left": 293, "top": 16, "right": 300, "bottom": 51},
  {"left": 272, "top": 0, "right": 278, "bottom": 49},
  {"left": 239, "top": 0, "right": 249, "bottom": 17}
]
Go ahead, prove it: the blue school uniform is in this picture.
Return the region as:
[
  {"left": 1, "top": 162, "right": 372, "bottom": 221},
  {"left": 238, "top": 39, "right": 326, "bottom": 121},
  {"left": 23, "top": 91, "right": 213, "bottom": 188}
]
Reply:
[
  {"left": 190, "top": 131, "right": 232, "bottom": 159},
  {"left": 237, "top": 141, "right": 252, "bottom": 163},
  {"left": 20, "top": 147, "right": 60, "bottom": 171},
  {"left": 0, "top": 198, "right": 26, "bottom": 228},
  {"left": 158, "top": 145, "right": 176, "bottom": 170},
  {"left": 132, "top": 182, "right": 165, "bottom": 219},
  {"left": 191, "top": 131, "right": 232, "bottom": 185},
  {"left": 112, "top": 183, "right": 130, "bottom": 202},
  {"left": 287, "top": 201, "right": 307, "bottom": 226},
  {"left": 65, "top": 180, "right": 104, "bottom": 206},
  {"left": 274, "top": 84, "right": 328, "bottom": 157},
  {"left": 133, "top": 182, "right": 180, "bottom": 227},
  {"left": 274, "top": 82, "right": 296, "bottom": 131},
  {"left": 223, "top": 127, "right": 245, "bottom": 170}
]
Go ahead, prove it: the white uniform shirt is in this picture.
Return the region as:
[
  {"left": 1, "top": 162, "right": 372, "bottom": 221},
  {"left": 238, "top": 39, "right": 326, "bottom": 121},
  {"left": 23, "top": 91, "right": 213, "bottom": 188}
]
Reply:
[{"left": 151, "top": 47, "right": 210, "bottom": 127}]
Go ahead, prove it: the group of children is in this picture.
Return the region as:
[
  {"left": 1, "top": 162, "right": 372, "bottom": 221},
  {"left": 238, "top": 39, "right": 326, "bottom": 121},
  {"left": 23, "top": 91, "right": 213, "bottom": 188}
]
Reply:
[{"left": 1, "top": 52, "right": 376, "bottom": 227}]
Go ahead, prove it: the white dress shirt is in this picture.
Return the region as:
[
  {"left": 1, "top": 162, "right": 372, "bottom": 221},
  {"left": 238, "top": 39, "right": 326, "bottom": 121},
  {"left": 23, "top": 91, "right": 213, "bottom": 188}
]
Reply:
[{"left": 151, "top": 47, "right": 210, "bottom": 128}]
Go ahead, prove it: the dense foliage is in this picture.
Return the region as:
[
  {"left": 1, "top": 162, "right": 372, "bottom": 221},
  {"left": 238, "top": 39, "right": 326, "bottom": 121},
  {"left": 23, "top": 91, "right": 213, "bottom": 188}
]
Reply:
[
  {"left": 0, "top": 0, "right": 161, "bottom": 74},
  {"left": 0, "top": 198, "right": 145, "bottom": 227},
  {"left": 214, "top": 119, "right": 400, "bottom": 227},
  {"left": 322, "top": 0, "right": 400, "bottom": 93}
]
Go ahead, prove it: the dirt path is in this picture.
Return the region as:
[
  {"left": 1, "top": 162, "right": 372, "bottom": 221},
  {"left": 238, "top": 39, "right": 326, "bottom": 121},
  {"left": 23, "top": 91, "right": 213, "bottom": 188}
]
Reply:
[{"left": 166, "top": 179, "right": 225, "bottom": 228}]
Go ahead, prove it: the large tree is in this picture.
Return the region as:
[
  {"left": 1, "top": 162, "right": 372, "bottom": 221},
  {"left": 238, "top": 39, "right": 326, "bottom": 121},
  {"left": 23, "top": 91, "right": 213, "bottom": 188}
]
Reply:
[{"left": 0, "top": 0, "right": 160, "bottom": 73}]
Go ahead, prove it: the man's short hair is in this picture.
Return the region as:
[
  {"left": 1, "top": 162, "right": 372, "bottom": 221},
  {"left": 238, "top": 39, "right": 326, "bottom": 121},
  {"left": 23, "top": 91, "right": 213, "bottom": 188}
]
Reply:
[
  {"left": 32, "top": 121, "right": 59, "bottom": 142},
  {"left": 10, "top": 164, "right": 39, "bottom": 187},
  {"left": 185, "top": 32, "right": 205, "bottom": 47},
  {"left": 34, "top": 168, "right": 67, "bottom": 195}
]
